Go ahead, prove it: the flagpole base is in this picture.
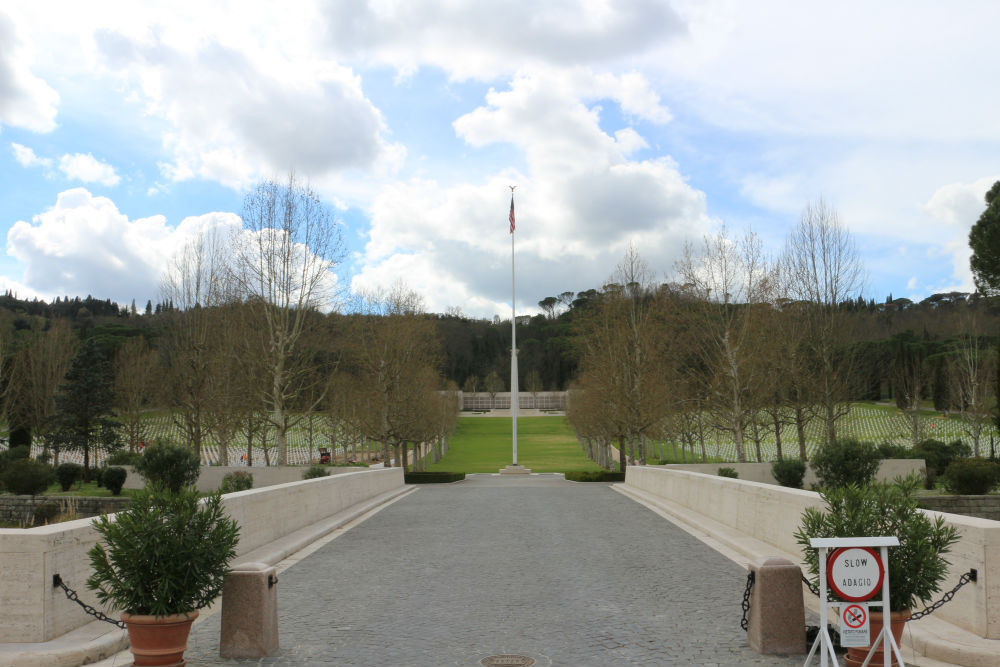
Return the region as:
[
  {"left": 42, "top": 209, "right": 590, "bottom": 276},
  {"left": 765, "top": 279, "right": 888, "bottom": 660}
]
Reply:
[{"left": 499, "top": 464, "right": 532, "bottom": 475}]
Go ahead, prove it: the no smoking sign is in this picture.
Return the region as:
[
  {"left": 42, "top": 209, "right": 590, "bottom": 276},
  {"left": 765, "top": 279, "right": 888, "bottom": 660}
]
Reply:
[{"left": 839, "top": 603, "right": 871, "bottom": 647}]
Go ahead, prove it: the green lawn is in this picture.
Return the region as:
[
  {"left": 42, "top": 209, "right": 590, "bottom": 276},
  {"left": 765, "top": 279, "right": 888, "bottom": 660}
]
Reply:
[{"left": 425, "top": 416, "right": 606, "bottom": 473}]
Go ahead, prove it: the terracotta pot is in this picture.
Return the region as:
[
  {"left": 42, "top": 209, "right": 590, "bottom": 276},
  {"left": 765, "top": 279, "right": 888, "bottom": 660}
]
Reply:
[
  {"left": 121, "top": 611, "right": 198, "bottom": 667},
  {"left": 844, "top": 609, "right": 910, "bottom": 667}
]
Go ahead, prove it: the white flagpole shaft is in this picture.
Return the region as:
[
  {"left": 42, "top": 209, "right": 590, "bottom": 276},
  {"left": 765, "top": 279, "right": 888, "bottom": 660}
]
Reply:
[{"left": 511, "top": 223, "right": 518, "bottom": 465}]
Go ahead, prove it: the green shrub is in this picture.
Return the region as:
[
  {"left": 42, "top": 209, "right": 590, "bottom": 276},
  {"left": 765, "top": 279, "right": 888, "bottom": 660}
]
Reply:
[
  {"left": 103, "top": 467, "right": 127, "bottom": 496},
  {"left": 134, "top": 441, "right": 201, "bottom": 494},
  {"left": 404, "top": 471, "right": 467, "bottom": 484},
  {"left": 1, "top": 458, "right": 55, "bottom": 496},
  {"left": 0, "top": 445, "right": 31, "bottom": 473},
  {"left": 563, "top": 470, "right": 626, "bottom": 482},
  {"left": 303, "top": 465, "right": 329, "bottom": 480},
  {"left": 771, "top": 458, "right": 806, "bottom": 488},
  {"left": 809, "top": 439, "right": 880, "bottom": 489},
  {"left": 913, "top": 439, "right": 971, "bottom": 488},
  {"left": 717, "top": 467, "right": 739, "bottom": 478},
  {"left": 107, "top": 451, "right": 143, "bottom": 466},
  {"left": 33, "top": 501, "right": 61, "bottom": 526},
  {"left": 9, "top": 427, "right": 31, "bottom": 448},
  {"left": 56, "top": 462, "right": 84, "bottom": 491},
  {"left": 87, "top": 489, "right": 240, "bottom": 615},
  {"left": 876, "top": 442, "right": 912, "bottom": 459},
  {"left": 220, "top": 471, "right": 254, "bottom": 493},
  {"left": 941, "top": 458, "right": 1000, "bottom": 495}
]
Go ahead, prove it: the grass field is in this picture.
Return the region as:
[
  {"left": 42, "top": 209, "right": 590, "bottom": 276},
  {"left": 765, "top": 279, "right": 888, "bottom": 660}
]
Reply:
[{"left": 424, "top": 416, "right": 605, "bottom": 473}]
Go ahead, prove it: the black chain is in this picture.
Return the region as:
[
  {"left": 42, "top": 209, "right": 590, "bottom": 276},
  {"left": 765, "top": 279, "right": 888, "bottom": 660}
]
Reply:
[
  {"left": 800, "top": 569, "right": 977, "bottom": 621},
  {"left": 740, "top": 571, "right": 755, "bottom": 631},
  {"left": 910, "top": 569, "right": 977, "bottom": 621},
  {"left": 52, "top": 575, "right": 127, "bottom": 630}
]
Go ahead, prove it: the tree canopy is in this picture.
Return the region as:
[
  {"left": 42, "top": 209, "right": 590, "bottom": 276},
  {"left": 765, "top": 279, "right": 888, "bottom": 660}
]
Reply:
[{"left": 969, "top": 180, "right": 1000, "bottom": 295}]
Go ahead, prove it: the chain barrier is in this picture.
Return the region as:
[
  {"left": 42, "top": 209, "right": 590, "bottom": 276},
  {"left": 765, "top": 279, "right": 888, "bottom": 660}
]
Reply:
[
  {"left": 740, "top": 571, "right": 755, "bottom": 631},
  {"left": 800, "top": 569, "right": 977, "bottom": 621},
  {"left": 801, "top": 574, "right": 820, "bottom": 597},
  {"left": 910, "top": 569, "right": 977, "bottom": 621},
  {"left": 52, "top": 575, "right": 126, "bottom": 630}
]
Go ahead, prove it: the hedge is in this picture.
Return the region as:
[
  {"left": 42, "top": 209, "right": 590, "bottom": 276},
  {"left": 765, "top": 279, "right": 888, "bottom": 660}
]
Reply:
[
  {"left": 403, "top": 472, "right": 466, "bottom": 484},
  {"left": 563, "top": 471, "right": 625, "bottom": 482}
]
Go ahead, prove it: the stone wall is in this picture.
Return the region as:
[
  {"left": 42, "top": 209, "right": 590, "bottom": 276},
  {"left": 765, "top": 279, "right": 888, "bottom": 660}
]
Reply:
[
  {"left": 656, "top": 459, "right": 926, "bottom": 488},
  {"left": 624, "top": 466, "right": 1000, "bottom": 640},
  {"left": 918, "top": 495, "right": 1000, "bottom": 522},
  {"left": 461, "top": 391, "right": 567, "bottom": 411},
  {"left": 0, "top": 467, "right": 404, "bottom": 644},
  {"left": 0, "top": 496, "right": 130, "bottom": 524}
]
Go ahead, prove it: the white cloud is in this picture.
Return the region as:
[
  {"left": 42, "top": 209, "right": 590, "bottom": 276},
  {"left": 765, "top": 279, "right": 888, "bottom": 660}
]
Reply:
[
  {"left": 92, "top": 26, "right": 403, "bottom": 190},
  {"left": 0, "top": 10, "right": 59, "bottom": 132},
  {"left": 919, "top": 176, "right": 1000, "bottom": 294},
  {"left": 58, "top": 152, "right": 120, "bottom": 186},
  {"left": 319, "top": 0, "right": 686, "bottom": 80},
  {"left": 353, "top": 70, "right": 711, "bottom": 317},
  {"left": 6, "top": 188, "right": 241, "bottom": 304},
  {"left": 11, "top": 142, "right": 51, "bottom": 168}
]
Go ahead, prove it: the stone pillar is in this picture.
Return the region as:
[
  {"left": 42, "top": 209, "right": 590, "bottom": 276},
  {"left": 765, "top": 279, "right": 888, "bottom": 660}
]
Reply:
[
  {"left": 220, "top": 562, "right": 279, "bottom": 658},
  {"left": 747, "top": 557, "right": 807, "bottom": 655}
]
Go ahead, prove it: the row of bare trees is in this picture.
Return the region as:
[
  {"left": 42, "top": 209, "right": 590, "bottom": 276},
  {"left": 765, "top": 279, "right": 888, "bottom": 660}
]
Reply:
[
  {"left": 569, "top": 201, "right": 998, "bottom": 468},
  {"left": 1, "top": 173, "right": 456, "bottom": 470}
]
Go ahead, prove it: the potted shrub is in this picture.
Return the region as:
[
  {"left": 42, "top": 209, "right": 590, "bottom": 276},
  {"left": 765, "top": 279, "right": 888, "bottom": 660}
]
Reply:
[
  {"left": 795, "top": 475, "right": 959, "bottom": 666},
  {"left": 87, "top": 488, "right": 240, "bottom": 666}
]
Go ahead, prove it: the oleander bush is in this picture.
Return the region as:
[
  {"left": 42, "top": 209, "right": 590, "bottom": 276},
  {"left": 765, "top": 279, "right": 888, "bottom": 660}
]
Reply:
[
  {"left": 563, "top": 470, "right": 625, "bottom": 482},
  {"left": 809, "top": 438, "right": 880, "bottom": 489},
  {"left": 941, "top": 458, "right": 1000, "bottom": 495},
  {"left": 771, "top": 458, "right": 806, "bottom": 488},
  {"left": 717, "top": 467, "right": 739, "bottom": 478}
]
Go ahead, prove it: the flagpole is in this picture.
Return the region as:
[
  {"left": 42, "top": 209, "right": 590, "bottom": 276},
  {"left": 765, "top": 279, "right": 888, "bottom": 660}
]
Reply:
[{"left": 510, "top": 186, "right": 518, "bottom": 466}]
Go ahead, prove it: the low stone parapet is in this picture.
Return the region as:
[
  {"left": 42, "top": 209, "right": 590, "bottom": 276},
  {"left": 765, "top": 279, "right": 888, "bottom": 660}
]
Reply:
[
  {"left": 623, "top": 465, "right": 1000, "bottom": 641},
  {"left": 0, "top": 467, "right": 404, "bottom": 644}
]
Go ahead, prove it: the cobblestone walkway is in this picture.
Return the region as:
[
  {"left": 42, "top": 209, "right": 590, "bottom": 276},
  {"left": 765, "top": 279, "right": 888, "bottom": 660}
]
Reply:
[{"left": 182, "top": 474, "right": 808, "bottom": 666}]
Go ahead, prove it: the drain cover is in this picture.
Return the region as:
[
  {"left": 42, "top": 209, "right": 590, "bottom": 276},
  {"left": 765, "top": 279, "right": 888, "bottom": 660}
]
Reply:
[{"left": 480, "top": 656, "right": 535, "bottom": 667}]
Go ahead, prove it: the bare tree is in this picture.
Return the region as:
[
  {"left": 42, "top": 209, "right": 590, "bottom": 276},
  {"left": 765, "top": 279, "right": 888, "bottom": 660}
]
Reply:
[
  {"left": 231, "top": 172, "right": 345, "bottom": 465},
  {"left": 676, "top": 227, "right": 777, "bottom": 463},
  {"left": 113, "top": 336, "right": 157, "bottom": 453},
  {"left": 949, "top": 313, "right": 996, "bottom": 456},
  {"left": 783, "top": 199, "right": 866, "bottom": 442},
  {"left": 4, "top": 319, "right": 77, "bottom": 461},
  {"left": 349, "top": 283, "right": 443, "bottom": 470},
  {"left": 160, "top": 225, "right": 231, "bottom": 460}
]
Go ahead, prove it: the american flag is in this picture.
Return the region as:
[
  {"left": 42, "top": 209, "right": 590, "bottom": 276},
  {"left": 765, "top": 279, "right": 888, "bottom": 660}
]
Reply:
[{"left": 509, "top": 195, "right": 516, "bottom": 234}]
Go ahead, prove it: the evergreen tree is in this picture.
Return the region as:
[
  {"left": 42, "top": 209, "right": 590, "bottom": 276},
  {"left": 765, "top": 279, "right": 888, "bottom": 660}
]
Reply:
[
  {"left": 49, "top": 339, "right": 121, "bottom": 481},
  {"left": 969, "top": 180, "right": 1000, "bottom": 295}
]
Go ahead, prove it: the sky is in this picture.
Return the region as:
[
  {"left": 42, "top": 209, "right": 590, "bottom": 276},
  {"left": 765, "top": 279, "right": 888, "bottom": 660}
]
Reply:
[{"left": 1, "top": 0, "right": 998, "bottom": 318}]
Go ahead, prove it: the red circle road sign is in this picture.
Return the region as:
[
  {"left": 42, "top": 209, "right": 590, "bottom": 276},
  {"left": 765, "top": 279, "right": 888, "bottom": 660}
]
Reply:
[
  {"left": 828, "top": 546, "right": 884, "bottom": 602},
  {"left": 843, "top": 604, "right": 867, "bottom": 629}
]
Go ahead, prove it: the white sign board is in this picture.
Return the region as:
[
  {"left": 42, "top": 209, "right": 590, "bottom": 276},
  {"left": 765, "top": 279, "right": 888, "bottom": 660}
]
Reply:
[
  {"left": 828, "top": 546, "right": 884, "bottom": 602},
  {"left": 839, "top": 603, "right": 871, "bottom": 648}
]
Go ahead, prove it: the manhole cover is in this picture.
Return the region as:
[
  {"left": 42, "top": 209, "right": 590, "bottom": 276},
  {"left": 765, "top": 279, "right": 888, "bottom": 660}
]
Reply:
[{"left": 480, "top": 656, "right": 535, "bottom": 667}]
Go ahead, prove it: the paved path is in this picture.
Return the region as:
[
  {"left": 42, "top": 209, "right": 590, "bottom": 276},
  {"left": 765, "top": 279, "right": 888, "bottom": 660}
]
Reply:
[{"left": 182, "top": 474, "right": 807, "bottom": 666}]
